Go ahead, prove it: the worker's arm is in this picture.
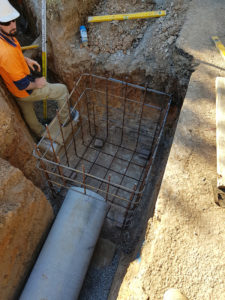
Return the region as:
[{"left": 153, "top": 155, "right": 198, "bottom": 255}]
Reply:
[
  {"left": 24, "top": 56, "right": 41, "bottom": 72},
  {"left": 23, "top": 57, "right": 46, "bottom": 89}
]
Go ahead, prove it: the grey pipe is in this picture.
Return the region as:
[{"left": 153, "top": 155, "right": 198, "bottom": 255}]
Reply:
[{"left": 20, "top": 187, "right": 108, "bottom": 300}]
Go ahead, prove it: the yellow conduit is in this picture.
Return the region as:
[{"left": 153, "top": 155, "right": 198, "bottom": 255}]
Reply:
[
  {"left": 88, "top": 10, "right": 166, "bottom": 23},
  {"left": 21, "top": 44, "right": 39, "bottom": 51}
]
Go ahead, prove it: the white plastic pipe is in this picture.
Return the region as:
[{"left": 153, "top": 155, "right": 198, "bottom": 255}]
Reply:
[{"left": 20, "top": 187, "right": 108, "bottom": 300}]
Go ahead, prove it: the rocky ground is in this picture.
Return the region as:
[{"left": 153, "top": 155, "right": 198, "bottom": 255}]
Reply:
[
  {"left": 87, "top": 0, "right": 189, "bottom": 60},
  {"left": 88, "top": 0, "right": 155, "bottom": 55},
  {"left": 86, "top": 0, "right": 192, "bottom": 93}
]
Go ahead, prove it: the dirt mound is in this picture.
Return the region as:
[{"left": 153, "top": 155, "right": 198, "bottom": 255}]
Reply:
[{"left": 88, "top": 0, "right": 155, "bottom": 54}]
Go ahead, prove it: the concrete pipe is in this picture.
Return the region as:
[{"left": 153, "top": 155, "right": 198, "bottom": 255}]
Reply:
[{"left": 20, "top": 187, "right": 108, "bottom": 300}]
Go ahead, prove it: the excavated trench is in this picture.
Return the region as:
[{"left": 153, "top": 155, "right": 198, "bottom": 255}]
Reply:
[
  {"left": 31, "top": 73, "right": 191, "bottom": 299},
  {"left": 13, "top": 0, "right": 194, "bottom": 298}
]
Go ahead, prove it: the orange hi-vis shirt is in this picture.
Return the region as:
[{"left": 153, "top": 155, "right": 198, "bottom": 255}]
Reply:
[{"left": 0, "top": 33, "right": 34, "bottom": 98}]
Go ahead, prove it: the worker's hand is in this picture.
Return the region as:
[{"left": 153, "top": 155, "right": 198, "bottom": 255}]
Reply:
[
  {"left": 35, "top": 77, "right": 47, "bottom": 88},
  {"left": 25, "top": 57, "right": 41, "bottom": 72}
]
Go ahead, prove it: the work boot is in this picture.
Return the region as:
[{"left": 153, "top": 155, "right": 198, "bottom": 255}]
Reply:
[
  {"left": 63, "top": 109, "right": 79, "bottom": 127},
  {"left": 42, "top": 109, "right": 79, "bottom": 146},
  {"left": 163, "top": 288, "right": 188, "bottom": 300},
  {"left": 37, "top": 138, "right": 59, "bottom": 159}
]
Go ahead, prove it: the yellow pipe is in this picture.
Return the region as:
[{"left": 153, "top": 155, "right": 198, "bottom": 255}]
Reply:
[
  {"left": 21, "top": 44, "right": 39, "bottom": 51},
  {"left": 88, "top": 10, "right": 166, "bottom": 23},
  {"left": 212, "top": 36, "right": 225, "bottom": 61}
]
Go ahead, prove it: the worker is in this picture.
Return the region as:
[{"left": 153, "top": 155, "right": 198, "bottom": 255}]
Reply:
[{"left": 0, "top": 0, "right": 79, "bottom": 139}]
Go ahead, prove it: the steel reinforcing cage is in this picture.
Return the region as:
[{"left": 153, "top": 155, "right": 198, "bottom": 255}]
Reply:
[{"left": 35, "top": 74, "right": 172, "bottom": 228}]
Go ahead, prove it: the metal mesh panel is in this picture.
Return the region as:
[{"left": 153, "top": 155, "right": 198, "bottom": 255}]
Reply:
[{"left": 34, "top": 74, "right": 172, "bottom": 228}]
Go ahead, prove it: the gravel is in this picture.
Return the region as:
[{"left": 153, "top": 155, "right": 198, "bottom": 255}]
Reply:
[{"left": 79, "top": 251, "right": 120, "bottom": 300}]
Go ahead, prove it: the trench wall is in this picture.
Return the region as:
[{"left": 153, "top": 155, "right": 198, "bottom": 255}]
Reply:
[
  {"left": 0, "top": 84, "right": 42, "bottom": 186},
  {"left": 0, "top": 158, "right": 53, "bottom": 299}
]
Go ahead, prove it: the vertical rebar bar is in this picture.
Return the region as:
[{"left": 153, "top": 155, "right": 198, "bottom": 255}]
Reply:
[
  {"left": 56, "top": 110, "right": 70, "bottom": 167},
  {"left": 57, "top": 155, "right": 66, "bottom": 186},
  {"left": 85, "top": 91, "right": 92, "bottom": 136},
  {"left": 120, "top": 83, "right": 128, "bottom": 146},
  {"left": 110, "top": 149, "right": 136, "bottom": 205},
  {"left": 137, "top": 98, "right": 172, "bottom": 204},
  {"left": 45, "top": 125, "right": 58, "bottom": 160},
  {"left": 96, "top": 146, "right": 120, "bottom": 197},
  {"left": 75, "top": 89, "right": 85, "bottom": 144},
  {"left": 92, "top": 102, "right": 96, "bottom": 136},
  {"left": 135, "top": 86, "right": 148, "bottom": 151},
  {"left": 46, "top": 125, "right": 66, "bottom": 186},
  {"left": 90, "top": 75, "right": 97, "bottom": 136},
  {"left": 85, "top": 74, "right": 92, "bottom": 136},
  {"left": 106, "top": 78, "right": 109, "bottom": 139},
  {"left": 34, "top": 144, "right": 55, "bottom": 194},
  {"left": 123, "top": 184, "right": 137, "bottom": 228},
  {"left": 66, "top": 98, "right": 77, "bottom": 156},
  {"left": 82, "top": 164, "right": 86, "bottom": 194}
]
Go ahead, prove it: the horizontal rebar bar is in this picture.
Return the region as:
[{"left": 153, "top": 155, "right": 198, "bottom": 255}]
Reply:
[
  {"left": 45, "top": 177, "right": 137, "bottom": 206},
  {"left": 36, "top": 157, "right": 142, "bottom": 195},
  {"left": 85, "top": 88, "right": 162, "bottom": 111},
  {"left": 76, "top": 73, "right": 171, "bottom": 97}
]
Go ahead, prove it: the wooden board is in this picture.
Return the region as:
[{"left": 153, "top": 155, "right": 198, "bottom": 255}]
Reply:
[{"left": 216, "top": 77, "right": 225, "bottom": 188}]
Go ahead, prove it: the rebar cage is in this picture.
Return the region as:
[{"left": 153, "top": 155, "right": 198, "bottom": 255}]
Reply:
[{"left": 35, "top": 74, "right": 172, "bottom": 228}]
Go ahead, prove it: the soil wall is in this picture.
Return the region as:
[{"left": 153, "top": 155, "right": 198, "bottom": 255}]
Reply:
[
  {"left": 0, "top": 158, "right": 53, "bottom": 299},
  {"left": 0, "top": 84, "right": 42, "bottom": 186}
]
